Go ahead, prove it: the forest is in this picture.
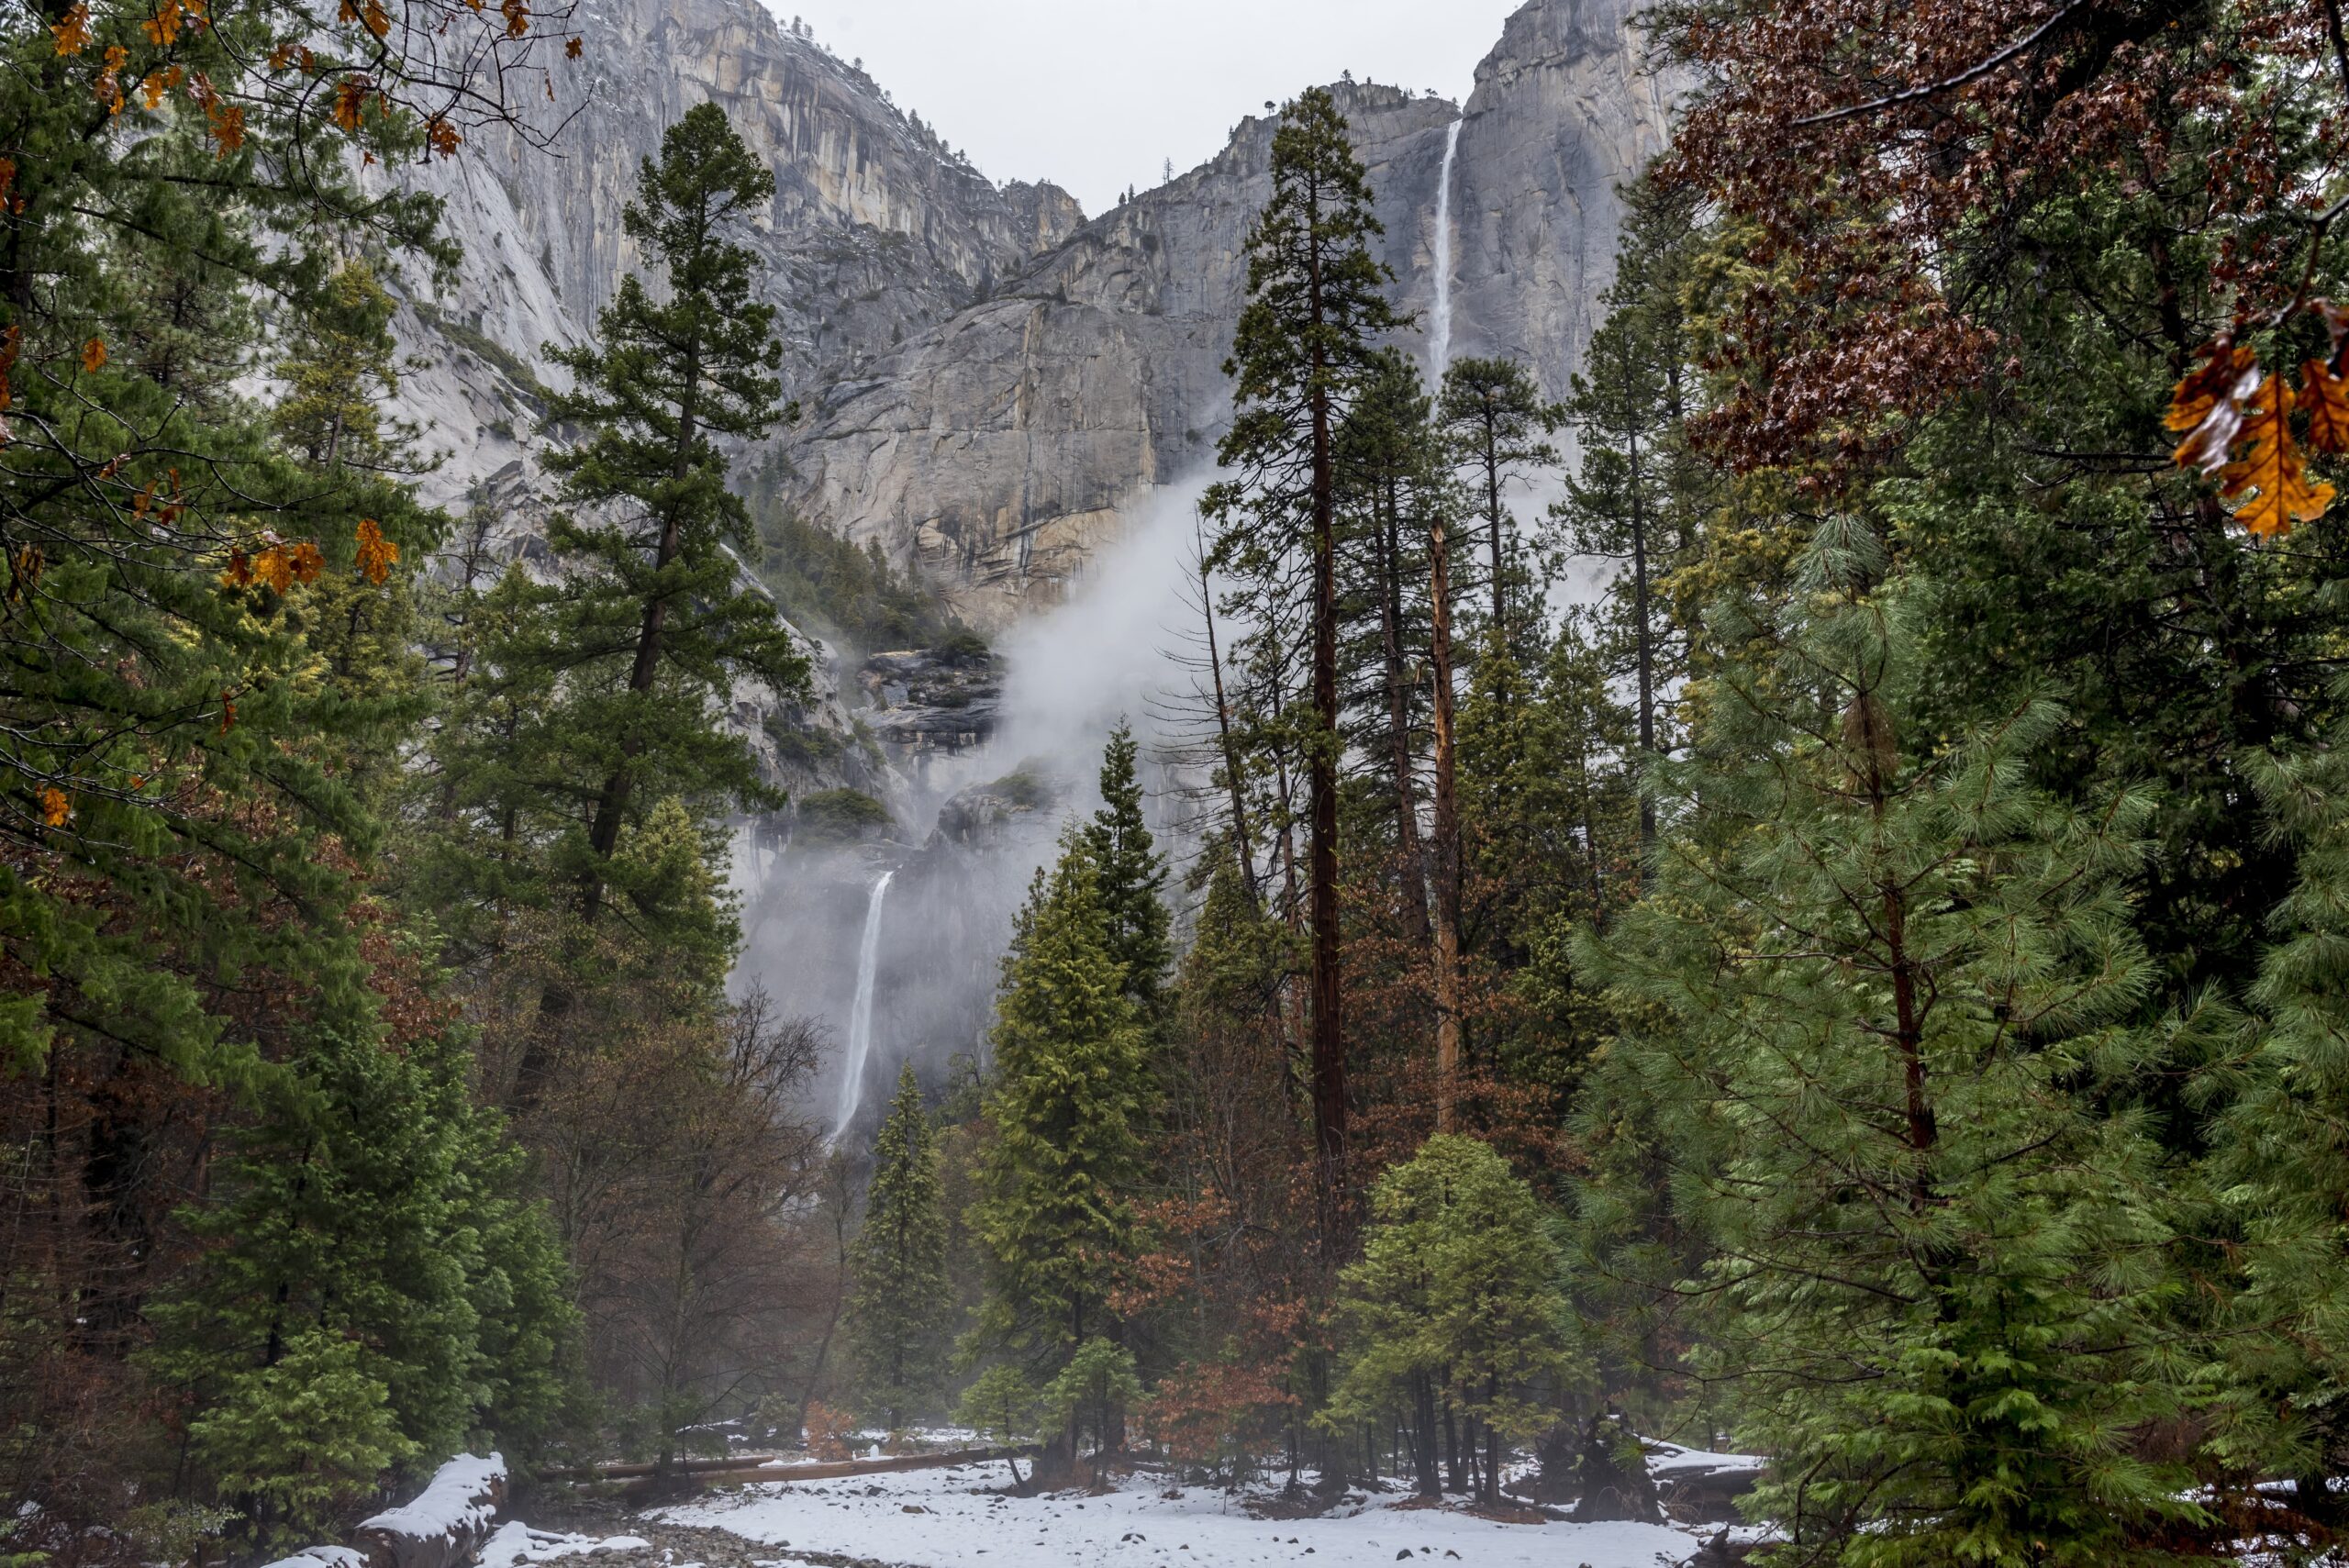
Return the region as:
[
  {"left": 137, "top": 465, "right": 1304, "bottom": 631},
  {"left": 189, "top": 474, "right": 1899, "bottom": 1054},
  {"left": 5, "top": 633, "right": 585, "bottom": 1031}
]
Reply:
[{"left": 6, "top": 0, "right": 2349, "bottom": 1563}]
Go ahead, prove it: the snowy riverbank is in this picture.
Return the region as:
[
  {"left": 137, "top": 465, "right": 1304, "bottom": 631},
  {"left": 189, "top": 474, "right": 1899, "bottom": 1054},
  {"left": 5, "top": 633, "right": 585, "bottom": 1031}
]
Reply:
[{"left": 639, "top": 1462, "right": 1740, "bottom": 1568}]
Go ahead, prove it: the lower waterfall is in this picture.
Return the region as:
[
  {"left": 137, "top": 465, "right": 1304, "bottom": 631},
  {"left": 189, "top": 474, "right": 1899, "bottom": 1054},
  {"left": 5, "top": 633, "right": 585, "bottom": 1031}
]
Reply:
[{"left": 831, "top": 868, "right": 896, "bottom": 1140}]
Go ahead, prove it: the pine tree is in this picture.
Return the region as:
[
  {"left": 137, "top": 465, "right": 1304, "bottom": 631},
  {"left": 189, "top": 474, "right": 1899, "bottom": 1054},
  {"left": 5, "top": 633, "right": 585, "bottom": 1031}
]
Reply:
[
  {"left": 849, "top": 1066, "right": 954, "bottom": 1431},
  {"left": 539, "top": 101, "right": 808, "bottom": 927},
  {"left": 1333, "top": 348, "right": 1441, "bottom": 944},
  {"left": 1082, "top": 722, "right": 1173, "bottom": 1018},
  {"left": 972, "top": 832, "right": 1150, "bottom": 1466},
  {"left": 1435, "top": 357, "right": 1558, "bottom": 650},
  {"left": 1207, "top": 86, "right": 1402, "bottom": 1220},
  {"left": 1578, "top": 518, "right": 2203, "bottom": 1565},
  {"left": 1552, "top": 179, "right": 1709, "bottom": 852},
  {"left": 1325, "top": 1135, "right": 1573, "bottom": 1503}
]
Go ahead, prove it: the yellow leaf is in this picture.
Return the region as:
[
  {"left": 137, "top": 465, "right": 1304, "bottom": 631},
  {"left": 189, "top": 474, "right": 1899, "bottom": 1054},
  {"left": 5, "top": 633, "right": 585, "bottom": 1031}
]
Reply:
[
  {"left": 50, "top": 2, "right": 91, "bottom": 54},
  {"left": 2220, "top": 372, "right": 2337, "bottom": 539},
  {"left": 39, "top": 787, "right": 68, "bottom": 828},
  {"left": 80, "top": 337, "right": 106, "bottom": 373},
  {"left": 333, "top": 75, "right": 367, "bottom": 130}
]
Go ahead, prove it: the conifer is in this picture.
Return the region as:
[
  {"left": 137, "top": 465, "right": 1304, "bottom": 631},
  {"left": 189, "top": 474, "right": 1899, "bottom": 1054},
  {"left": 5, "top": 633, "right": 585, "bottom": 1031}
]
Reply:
[
  {"left": 539, "top": 101, "right": 808, "bottom": 926},
  {"left": 1208, "top": 86, "right": 1402, "bottom": 1218},
  {"left": 849, "top": 1066, "right": 954, "bottom": 1431},
  {"left": 1083, "top": 723, "right": 1173, "bottom": 1018},
  {"left": 1579, "top": 518, "right": 2202, "bottom": 1564},
  {"left": 972, "top": 832, "right": 1150, "bottom": 1464}
]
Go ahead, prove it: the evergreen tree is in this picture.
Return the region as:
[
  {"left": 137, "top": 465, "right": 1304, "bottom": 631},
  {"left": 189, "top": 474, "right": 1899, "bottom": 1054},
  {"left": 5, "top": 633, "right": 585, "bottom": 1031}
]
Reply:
[
  {"left": 1325, "top": 1135, "right": 1573, "bottom": 1503},
  {"left": 1082, "top": 722, "right": 1173, "bottom": 1018},
  {"left": 1435, "top": 357, "right": 1558, "bottom": 651},
  {"left": 849, "top": 1066, "right": 954, "bottom": 1431},
  {"left": 1552, "top": 179, "right": 1710, "bottom": 853},
  {"left": 1332, "top": 348, "right": 1441, "bottom": 944},
  {"left": 538, "top": 101, "right": 808, "bottom": 927},
  {"left": 1206, "top": 86, "right": 1402, "bottom": 1218},
  {"left": 1579, "top": 518, "right": 2203, "bottom": 1565},
  {"left": 972, "top": 832, "right": 1150, "bottom": 1464}
]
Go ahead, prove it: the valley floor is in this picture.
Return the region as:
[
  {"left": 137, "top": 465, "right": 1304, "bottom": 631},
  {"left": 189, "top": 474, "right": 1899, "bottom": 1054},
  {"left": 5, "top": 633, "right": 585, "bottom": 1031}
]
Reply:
[{"left": 529, "top": 1462, "right": 1740, "bottom": 1568}]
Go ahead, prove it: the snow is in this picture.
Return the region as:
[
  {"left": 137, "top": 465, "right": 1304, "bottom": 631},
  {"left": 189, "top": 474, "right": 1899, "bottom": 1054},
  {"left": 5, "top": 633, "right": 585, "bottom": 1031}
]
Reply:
[
  {"left": 479, "top": 1522, "right": 610, "bottom": 1568},
  {"left": 659, "top": 1463, "right": 1716, "bottom": 1568},
  {"left": 359, "top": 1452, "right": 506, "bottom": 1542},
  {"left": 1643, "top": 1443, "right": 1765, "bottom": 1478},
  {"left": 261, "top": 1548, "right": 369, "bottom": 1568}
]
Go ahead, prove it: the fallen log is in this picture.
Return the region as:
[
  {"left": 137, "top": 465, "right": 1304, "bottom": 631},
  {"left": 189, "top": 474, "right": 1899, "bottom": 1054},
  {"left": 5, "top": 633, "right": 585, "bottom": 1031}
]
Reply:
[
  {"left": 587, "top": 1444, "right": 1039, "bottom": 1499},
  {"left": 262, "top": 1455, "right": 507, "bottom": 1568},
  {"left": 353, "top": 1453, "right": 508, "bottom": 1568}
]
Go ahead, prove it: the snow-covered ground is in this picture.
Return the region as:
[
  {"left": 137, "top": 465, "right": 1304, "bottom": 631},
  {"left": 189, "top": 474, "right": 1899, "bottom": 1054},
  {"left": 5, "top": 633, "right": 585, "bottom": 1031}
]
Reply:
[{"left": 655, "top": 1462, "right": 1727, "bottom": 1568}]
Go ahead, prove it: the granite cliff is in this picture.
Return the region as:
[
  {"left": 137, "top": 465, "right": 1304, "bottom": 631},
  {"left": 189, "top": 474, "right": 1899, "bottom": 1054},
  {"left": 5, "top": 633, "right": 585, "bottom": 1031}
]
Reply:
[{"left": 394, "top": 0, "right": 1678, "bottom": 635}]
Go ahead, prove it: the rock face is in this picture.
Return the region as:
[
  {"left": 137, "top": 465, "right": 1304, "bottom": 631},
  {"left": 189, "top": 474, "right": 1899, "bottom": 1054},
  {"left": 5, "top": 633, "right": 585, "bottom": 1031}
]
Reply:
[
  {"left": 397, "top": 0, "right": 1679, "bottom": 635},
  {"left": 772, "top": 0, "right": 1683, "bottom": 628},
  {"left": 386, "top": 0, "right": 1085, "bottom": 515}
]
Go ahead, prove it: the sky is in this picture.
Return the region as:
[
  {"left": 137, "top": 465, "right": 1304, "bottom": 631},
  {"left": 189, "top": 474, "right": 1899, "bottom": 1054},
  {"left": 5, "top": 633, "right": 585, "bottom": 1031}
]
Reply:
[{"left": 767, "top": 0, "right": 1529, "bottom": 217}]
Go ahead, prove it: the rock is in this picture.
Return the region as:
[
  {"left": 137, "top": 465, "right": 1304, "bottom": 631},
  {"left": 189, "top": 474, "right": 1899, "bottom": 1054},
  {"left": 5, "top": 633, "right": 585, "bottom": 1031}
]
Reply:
[{"left": 1569, "top": 1408, "right": 1663, "bottom": 1524}]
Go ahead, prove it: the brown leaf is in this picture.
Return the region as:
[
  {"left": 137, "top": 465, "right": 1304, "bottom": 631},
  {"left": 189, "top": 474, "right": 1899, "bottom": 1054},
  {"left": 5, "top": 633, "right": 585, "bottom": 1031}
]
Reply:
[
  {"left": 2168, "top": 339, "right": 2259, "bottom": 476},
  {"left": 2220, "top": 372, "right": 2337, "bottom": 539}
]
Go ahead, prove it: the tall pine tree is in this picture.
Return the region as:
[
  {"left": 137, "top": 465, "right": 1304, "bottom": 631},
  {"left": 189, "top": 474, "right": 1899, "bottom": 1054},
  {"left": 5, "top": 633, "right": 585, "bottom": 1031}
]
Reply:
[
  {"left": 849, "top": 1066, "right": 954, "bottom": 1431},
  {"left": 1207, "top": 86, "right": 1401, "bottom": 1221}
]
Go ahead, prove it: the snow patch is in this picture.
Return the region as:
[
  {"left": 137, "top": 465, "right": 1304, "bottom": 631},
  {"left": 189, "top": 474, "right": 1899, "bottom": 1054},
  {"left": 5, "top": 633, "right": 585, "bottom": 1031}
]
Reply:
[{"left": 659, "top": 1463, "right": 1713, "bottom": 1568}]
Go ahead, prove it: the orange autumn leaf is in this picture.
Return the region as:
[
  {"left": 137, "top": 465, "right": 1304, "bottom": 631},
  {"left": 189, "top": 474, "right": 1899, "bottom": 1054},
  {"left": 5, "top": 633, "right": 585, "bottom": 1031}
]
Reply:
[
  {"left": 218, "top": 691, "right": 236, "bottom": 734},
  {"left": 128, "top": 773, "right": 145, "bottom": 791},
  {"left": 2167, "top": 339, "right": 2260, "bottom": 476},
  {"left": 299, "top": 44, "right": 317, "bottom": 71},
  {"left": 362, "top": 0, "right": 390, "bottom": 36},
  {"left": 139, "top": 64, "right": 183, "bottom": 108},
  {"left": 0, "top": 323, "right": 18, "bottom": 416},
  {"left": 207, "top": 100, "right": 244, "bottom": 155},
  {"left": 499, "top": 0, "right": 527, "bottom": 38},
  {"left": 39, "top": 787, "right": 69, "bottom": 828},
  {"left": 355, "top": 517, "right": 399, "bottom": 584},
  {"left": 2304, "top": 358, "right": 2349, "bottom": 456},
  {"left": 2219, "top": 372, "right": 2337, "bottom": 539},
  {"left": 220, "top": 547, "right": 253, "bottom": 587},
  {"left": 267, "top": 39, "right": 294, "bottom": 69},
  {"left": 288, "top": 540, "right": 326, "bottom": 584},
  {"left": 95, "top": 44, "right": 127, "bottom": 113},
  {"left": 254, "top": 545, "right": 295, "bottom": 593},
  {"left": 426, "top": 117, "right": 462, "bottom": 157},
  {"left": 332, "top": 75, "right": 368, "bottom": 129},
  {"left": 80, "top": 337, "right": 106, "bottom": 373},
  {"left": 50, "top": 1, "right": 91, "bottom": 53},
  {"left": 140, "top": 0, "right": 184, "bottom": 48}
]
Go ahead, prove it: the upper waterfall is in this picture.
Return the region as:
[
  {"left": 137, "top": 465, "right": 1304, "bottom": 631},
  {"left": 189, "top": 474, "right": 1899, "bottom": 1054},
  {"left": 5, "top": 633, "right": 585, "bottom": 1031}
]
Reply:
[{"left": 1428, "top": 116, "right": 1466, "bottom": 385}]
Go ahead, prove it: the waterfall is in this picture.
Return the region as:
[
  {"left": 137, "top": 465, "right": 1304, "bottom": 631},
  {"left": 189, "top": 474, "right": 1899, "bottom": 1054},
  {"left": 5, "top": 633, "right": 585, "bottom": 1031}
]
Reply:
[
  {"left": 1427, "top": 117, "right": 1465, "bottom": 385},
  {"left": 831, "top": 869, "right": 896, "bottom": 1140}
]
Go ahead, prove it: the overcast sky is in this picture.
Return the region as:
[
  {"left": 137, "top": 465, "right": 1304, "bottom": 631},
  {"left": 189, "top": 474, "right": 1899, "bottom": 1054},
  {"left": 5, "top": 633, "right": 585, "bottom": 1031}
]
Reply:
[{"left": 765, "top": 0, "right": 1529, "bottom": 217}]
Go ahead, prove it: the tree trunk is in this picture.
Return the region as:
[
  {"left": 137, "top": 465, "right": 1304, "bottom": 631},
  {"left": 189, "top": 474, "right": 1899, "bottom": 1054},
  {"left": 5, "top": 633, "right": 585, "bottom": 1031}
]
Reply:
[
  {"left": 1628, "top": 424, "right": 1657, "bottom": 856},
  {"left": 1377, "top": 479, "right": 1431, "bottom": 942},
  {"left": 1429, "top": 501, "right": 1464, "bottom": 1134},
  {"left": 1303, "top": 183, "right": 1347, "bottom": 1237}
]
